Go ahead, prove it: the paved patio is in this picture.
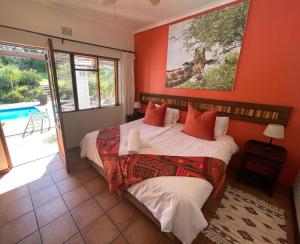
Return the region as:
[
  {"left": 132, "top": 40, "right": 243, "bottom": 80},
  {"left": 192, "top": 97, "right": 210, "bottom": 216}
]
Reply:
[
  {"left": 1, "top": 101, "right": 58, "bottom": 167},
  {"left": 6, "top": 128, "right": 58, "bottom": 166}
]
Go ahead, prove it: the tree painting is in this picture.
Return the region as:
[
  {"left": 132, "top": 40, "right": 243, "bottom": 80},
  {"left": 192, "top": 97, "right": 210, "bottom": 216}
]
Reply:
[{"left": 166, "top": 1, "right": 249, "bottom": 90}]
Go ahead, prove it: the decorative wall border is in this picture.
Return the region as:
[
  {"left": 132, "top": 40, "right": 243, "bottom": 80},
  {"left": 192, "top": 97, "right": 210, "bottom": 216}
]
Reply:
[{"left": 139, "top": 92, "right": 292, "bottom": 127}]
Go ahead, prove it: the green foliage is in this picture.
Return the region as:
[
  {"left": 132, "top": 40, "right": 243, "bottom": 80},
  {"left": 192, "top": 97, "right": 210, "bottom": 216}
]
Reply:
[
  {"left": 100, "top": 64, "right": 115, "bottom": 105},
  {"left": 1, "top": 90, "right": 24, "bottom": 103},
  {"left": 179, "top": 52, "right": 239, "bottom": 90},
  {"left": 88, "top": 73, "right": 97, "bottom": 100},
  {"left": 0, "top": 65, "right": 20, "bottom": 91},
  {"left": 56, "top": 62, "right": 71, "bottom": 81},
  {"left": 175, "top": 1, "right": 249, "bottom": 90},
  {"left": 18, "top": 70, "right": 41, "bottom": 88},
  {"left": 0, "top": 45, "right": 48, "bottom": 103},
  {"left": 58, "top": 80, "right": 73, "bottom": 100},
  {"left": 56, "top": 60, "right": 74, "bottom": 101},
  {"left": 0, "top": 63, "right": 43, "bottom": 103},
  {"left": 184, "top": 1, "right": 249, "bottom": 54},
  {"left": 0, "top": 56, "right": 46, "bottom": 75}
]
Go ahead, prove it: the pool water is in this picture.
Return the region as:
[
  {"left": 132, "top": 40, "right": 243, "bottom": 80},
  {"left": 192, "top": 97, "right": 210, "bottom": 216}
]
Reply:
[{"left": 0, "top": 107, "right": 40, "bottom": 121}]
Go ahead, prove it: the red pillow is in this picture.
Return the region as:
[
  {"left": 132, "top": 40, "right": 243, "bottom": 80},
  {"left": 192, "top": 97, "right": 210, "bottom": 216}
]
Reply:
[
  {"left": 144, "top": 101, "right": 167, "bottom": 127},
  {"left": 182, "top": 104, "right": 217, "bottom": 140}
]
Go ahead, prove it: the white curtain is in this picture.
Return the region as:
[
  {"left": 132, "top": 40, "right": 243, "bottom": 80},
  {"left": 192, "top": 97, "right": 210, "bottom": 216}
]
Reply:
[{"left": 121, "top": 52, "right": 135, "bottom": 120}]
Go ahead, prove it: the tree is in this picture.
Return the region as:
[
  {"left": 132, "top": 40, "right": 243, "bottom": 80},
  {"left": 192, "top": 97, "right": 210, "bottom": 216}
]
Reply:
[
  {"left": 0, "top": 65, "right": 20, "bottom": 91},
  {"left": 0, "top": 65, "right": 42, "bottom": 103},
  {"left": 56, "top": 61, "right": 73, "bottom": 101},
  {"left": 100, "top": 64, "right": 115, "bottom": 105},
  {"left": 183, "top": 1, "right": 249, "bottom": 57},
  {"left": 172, "top": 1, "right": 249, "bottom": 89},
  {"left": 0, "top": 56, "right": 46, "bottom": 74}
]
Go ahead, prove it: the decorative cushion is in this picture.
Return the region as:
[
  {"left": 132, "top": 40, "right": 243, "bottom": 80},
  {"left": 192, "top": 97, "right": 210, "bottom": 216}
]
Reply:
[
  {"left": 182, "top": 104, "right": 217, "bottom": 140},
  {"left": 144, "top": 101, "right": 167, "bottom": 127}
]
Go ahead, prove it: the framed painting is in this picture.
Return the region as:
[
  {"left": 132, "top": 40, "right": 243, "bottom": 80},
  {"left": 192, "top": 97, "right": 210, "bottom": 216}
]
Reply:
[{"left": 166, "top": 0, "right": 250, "bottom": 90}]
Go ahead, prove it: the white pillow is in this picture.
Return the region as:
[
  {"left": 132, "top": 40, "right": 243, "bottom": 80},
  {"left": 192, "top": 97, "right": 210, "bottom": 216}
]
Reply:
[
  {"left": 169, "top": 107, "right": 180, "bottom": 124},
  {"left": 155, "top": 104, "right": 180, "bottom": 126},
  {"left": 214, "top": 116, "right": 229, "bottom": 137}
]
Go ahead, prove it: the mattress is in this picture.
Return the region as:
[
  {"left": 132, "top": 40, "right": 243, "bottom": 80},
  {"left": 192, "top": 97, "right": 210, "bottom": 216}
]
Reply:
[{"left": 80, "top": 119, "right": 239, "bottom": 244}]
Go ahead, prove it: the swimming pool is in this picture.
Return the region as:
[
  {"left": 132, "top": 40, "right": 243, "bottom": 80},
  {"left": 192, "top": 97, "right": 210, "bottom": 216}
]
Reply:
[{"left": 0, "top": 107, "right": 40, "bottom": 121}]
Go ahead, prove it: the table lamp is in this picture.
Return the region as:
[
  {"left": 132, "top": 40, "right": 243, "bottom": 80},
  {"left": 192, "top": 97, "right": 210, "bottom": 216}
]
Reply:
[
  {"left": 133, "top": 101, "right": 141, "bottom": 115},
  {"left": 263, "top": 124, "right": 284, "bottom": 148}
]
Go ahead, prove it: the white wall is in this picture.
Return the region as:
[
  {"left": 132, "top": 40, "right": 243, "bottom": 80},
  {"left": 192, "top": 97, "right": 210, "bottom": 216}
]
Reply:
[
  {"left": 0, "top": 0, "right": 134, "bottom": 149},
  {"left": 294, "top": 171, "right": 300, "bottom": 234},
  {"left": 62, "top": 106, "right": 122, "bottom": 149},
  {"left": 0, "top": 0, "right": 134, "bottom": 52}
]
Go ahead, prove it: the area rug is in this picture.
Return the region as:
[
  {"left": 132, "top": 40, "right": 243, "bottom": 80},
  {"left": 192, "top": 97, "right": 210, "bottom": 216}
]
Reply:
[{"left": 203, "top": 185, "right": 288, "bottom": 244}]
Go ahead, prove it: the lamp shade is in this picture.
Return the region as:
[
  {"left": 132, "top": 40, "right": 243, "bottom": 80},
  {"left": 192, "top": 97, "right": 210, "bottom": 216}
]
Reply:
[
  {"left": 263, "top": 124, "right": 284, "bottom": 139},
  {"left": 133, "top": 101, "right": 141, "bottom": 109}
]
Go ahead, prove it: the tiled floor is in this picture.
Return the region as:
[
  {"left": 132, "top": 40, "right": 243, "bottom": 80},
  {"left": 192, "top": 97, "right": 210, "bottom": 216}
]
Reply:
[{"left": 0, "top": 150, "right": 296, "bottom": 244}]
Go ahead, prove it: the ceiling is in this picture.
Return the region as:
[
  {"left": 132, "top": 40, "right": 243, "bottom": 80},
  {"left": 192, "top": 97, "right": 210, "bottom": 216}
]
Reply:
[{"left": 30, "top": 0, "right": 233, "bottom": 33}]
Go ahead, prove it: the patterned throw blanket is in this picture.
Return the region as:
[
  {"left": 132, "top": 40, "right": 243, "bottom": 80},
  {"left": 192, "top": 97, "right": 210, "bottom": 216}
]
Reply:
[{"left": 96, "top": 126, "right": 227, "bottom": 196}]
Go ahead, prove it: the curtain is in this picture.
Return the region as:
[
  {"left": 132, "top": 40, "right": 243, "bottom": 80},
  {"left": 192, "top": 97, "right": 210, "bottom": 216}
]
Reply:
[{"left": 121, "top": 52, "right": 135, "bottom": 119}]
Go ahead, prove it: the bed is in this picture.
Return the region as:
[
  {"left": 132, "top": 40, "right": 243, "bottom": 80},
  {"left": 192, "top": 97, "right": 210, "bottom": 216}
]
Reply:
[
  {"left": 79, "top": 92, "right": 292, "bottom": 243},
  {"left": 80, "top": 118, "right": 239, "bottom": 243}
]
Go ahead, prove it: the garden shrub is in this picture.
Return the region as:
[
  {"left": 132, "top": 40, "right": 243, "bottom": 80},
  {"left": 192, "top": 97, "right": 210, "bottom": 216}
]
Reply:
[{"left": 0, "top": 62, "right": 43, "bottom": 104}]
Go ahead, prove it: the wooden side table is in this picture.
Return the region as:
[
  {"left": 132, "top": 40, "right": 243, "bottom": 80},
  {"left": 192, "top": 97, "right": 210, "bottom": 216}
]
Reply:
[
  {"left": 236, "top": 140, "right": 287, "bottom": 197},
  {"left": 126, "top": 112, "right": 144, "bottom": 122}
]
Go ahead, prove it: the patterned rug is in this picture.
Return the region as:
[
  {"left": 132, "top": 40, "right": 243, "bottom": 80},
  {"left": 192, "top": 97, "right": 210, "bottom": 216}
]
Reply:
[{"left": 203, "top": 185, "right": 288, "bottom": 244}]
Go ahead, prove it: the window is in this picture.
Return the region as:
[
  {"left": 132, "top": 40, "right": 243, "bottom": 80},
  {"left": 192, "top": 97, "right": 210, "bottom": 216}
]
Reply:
[
  {"left": 99, "top": 59, "right": 117, "bottom": 107},
  {"left": 54, "top": 52, "right": 118, "bottom": 112},
  {"left": 74, "top": 56, "right": 99, "bottom": 110},
  {"left": 54, "top": 52, "right": 75, "bottom": 112}
]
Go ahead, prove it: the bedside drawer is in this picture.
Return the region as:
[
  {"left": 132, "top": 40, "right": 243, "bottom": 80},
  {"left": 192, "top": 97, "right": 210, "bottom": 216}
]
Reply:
[{"left": 244, "top": 153, "right": 283, "bottom": 170}]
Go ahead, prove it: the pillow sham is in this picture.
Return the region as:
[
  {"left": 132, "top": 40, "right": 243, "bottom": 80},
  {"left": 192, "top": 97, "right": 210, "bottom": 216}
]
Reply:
[
  {"left": 155, "top": 104, "right": 180, "bottom": 125},
  {"left": 215, "top": 116, "right": 229, "bottom": 137},
  {"left": 144, "top": 101, "right": 167, "bottom": 127},
  {"left": 169, "top": 107, "right": 180, "bottom": 124},
  {"left": 182, "top": 104, "right": 217, "bottom": 140}
]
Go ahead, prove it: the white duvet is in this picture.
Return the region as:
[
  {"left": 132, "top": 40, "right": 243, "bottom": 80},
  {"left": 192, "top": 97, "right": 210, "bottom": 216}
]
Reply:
[{"left": 80, "top": 119, "right": 239, "bottom": 244}]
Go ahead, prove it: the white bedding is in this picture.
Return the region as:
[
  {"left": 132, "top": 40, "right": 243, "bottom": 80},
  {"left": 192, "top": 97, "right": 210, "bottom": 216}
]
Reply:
[{"left": 80, "top": 119, "right": 239, "bottom": 244}]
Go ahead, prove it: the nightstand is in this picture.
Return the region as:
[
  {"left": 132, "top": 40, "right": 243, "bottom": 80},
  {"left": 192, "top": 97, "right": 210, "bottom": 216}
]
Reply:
[
  {"left": 236, "top": 140, "right": 287, "bottom": 197},
  {"left": 126, "top": 112, "right": 144, "bottom": 122}
]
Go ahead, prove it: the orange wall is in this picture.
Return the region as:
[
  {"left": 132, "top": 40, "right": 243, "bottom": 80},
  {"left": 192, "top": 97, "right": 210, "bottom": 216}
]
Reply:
[{"left": 134, "top": 0, "right": 300, "bottom": 186}]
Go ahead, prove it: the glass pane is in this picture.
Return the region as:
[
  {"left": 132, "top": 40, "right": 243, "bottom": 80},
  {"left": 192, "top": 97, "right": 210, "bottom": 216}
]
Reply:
[
  {"left": 75, "top": 70, "right": 98, "bottom": 109},
  {"left": 99, "top": 59, "right": 116, "bottom": 106},
  {"left": 54, "top": 52, "right": 75, "bottom": 112},
  {"left": 74, "top": 55, "right": 97, "bottom": 70}
]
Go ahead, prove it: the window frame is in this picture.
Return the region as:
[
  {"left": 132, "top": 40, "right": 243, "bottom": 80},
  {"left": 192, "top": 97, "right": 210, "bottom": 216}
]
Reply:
[{"left": 53, "top": 49, "right": 120, "bottom": 113}]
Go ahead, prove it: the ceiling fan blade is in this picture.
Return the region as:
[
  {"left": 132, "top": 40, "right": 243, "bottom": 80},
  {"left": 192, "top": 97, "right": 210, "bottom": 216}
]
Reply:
[
  {"left": 149, "top": 0, "right": 160, "bottom": 6},
  {"left": 100, "top": 0, "right": 117, "bottom": 6}
]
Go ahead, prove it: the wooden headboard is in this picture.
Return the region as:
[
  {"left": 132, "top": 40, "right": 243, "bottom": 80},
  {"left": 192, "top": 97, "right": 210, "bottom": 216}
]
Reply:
[{"left": 139, "top": 93, "right": 292, "bottom": 127}]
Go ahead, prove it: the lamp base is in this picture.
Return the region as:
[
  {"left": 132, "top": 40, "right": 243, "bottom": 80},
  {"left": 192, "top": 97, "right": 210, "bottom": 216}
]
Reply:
[
  {"left": 264, "top": 137, "right": 274, "bottom": 151},
  {"left": 133, "top": 108, "right": 139, "bottom": 115}
]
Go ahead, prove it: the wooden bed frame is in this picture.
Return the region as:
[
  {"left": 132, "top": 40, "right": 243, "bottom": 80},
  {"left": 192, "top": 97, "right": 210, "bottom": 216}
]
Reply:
[
  {"left": 86, "top": 93, "right": 292, "bottom": 242},
  {"left": 140, "top": 92, "right": 292, "bottom": 126}
]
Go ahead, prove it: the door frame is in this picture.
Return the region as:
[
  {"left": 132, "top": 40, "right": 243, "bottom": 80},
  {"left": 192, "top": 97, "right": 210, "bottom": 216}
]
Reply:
[
  {"left": 0, "top": 122, "right": 12, "bottom": 173},
  {"left": 46, "top": 38, "right": 70, "bottom": 172},
  {"left": 0, "top": 40, "right": 66, "bottom": 170}
]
